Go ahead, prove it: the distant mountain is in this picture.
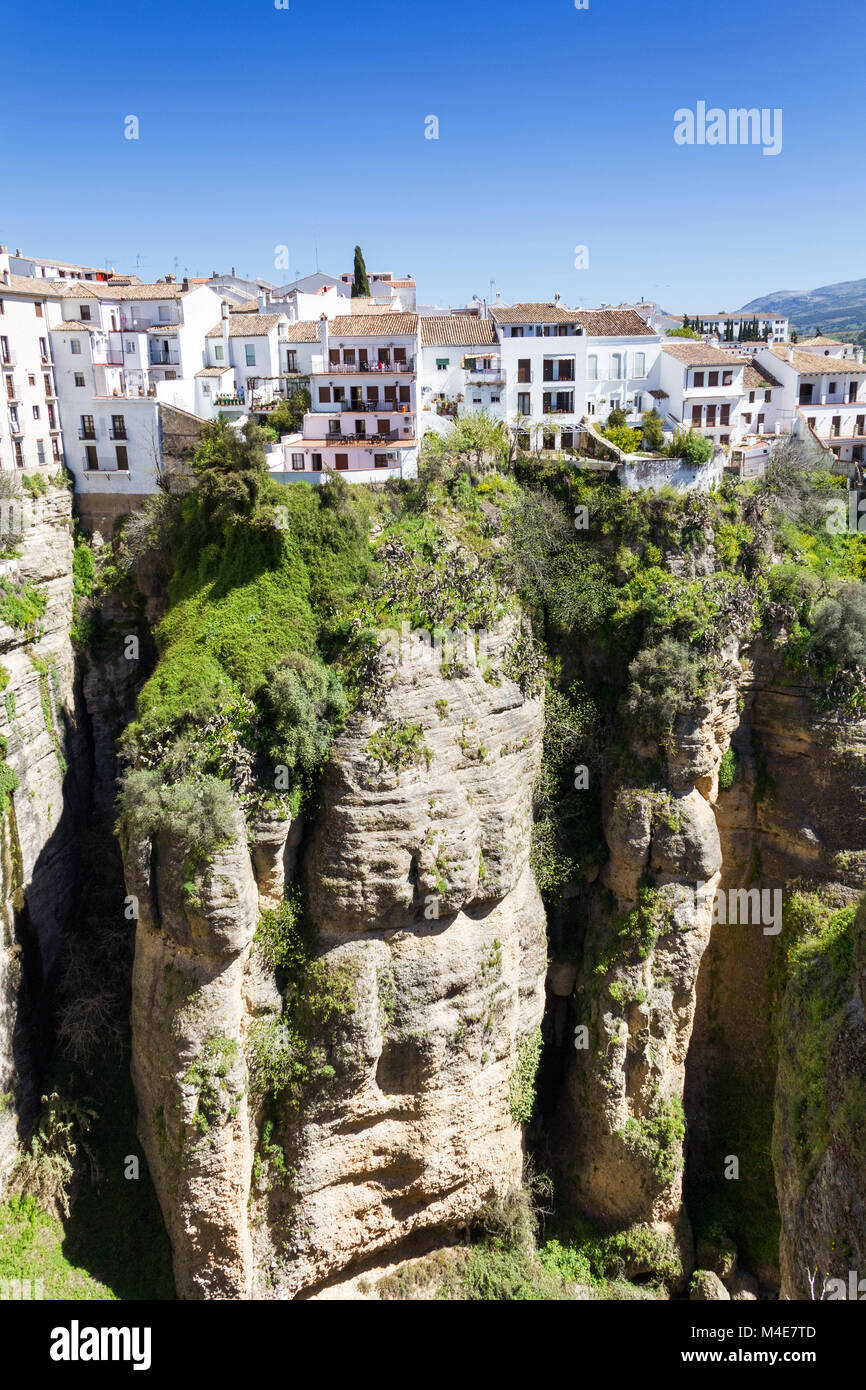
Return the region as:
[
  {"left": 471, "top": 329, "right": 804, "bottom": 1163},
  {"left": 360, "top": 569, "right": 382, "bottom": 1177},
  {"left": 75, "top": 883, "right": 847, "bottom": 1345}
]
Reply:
[{"left": 739, "top": 279, "right": 866, "bottom": 338}]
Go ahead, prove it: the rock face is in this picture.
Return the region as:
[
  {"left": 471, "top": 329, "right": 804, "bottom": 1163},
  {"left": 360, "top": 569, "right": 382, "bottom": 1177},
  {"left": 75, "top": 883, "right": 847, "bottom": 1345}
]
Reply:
[
  {"left": 0, "top": 481, "right": 81, "bottom": 1185},
  {"left": 563, "top": 672, "right": 739, "bottom": 1278},
  {"left": 127, "top": 619, "right": 548, "bottom": 1298},
  {"left": 773, "top": 896, "right": 866, "bottom": 1300}
]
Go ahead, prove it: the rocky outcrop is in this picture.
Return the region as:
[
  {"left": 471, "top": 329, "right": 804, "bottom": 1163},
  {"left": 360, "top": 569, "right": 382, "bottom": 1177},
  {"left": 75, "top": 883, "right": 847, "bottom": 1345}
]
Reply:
[
  {"left": 127, "top": 618, "right": 548, "bottom": 1298},
  {"left": 0, "top": 480, "right": 81, "bottom": 1184}
]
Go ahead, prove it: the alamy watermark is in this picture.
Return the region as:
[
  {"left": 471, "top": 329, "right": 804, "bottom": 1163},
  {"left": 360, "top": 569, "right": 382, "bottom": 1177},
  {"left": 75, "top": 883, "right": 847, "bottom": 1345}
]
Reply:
[{"left": 674, "top": 102, "right": 782, "bottom": 157}]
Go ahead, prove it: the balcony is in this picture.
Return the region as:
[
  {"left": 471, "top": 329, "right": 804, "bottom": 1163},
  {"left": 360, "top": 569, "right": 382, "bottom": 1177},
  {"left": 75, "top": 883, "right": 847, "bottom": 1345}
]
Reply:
[
  {"left": 323, "top": 431, "right": 409, "bottom": 446},
  {"left": 339, "top": 400, "right": 412, "bottom": 413},
  {"left": 1, "top": 350, "right": 16, "bottom": 367},
  {"left": 466, "top": 366, "right": 505, "bottom": 382},
  {"left": 8, "top": 418, "right": 23, "bottom": 436},
  {"left": 121, "top": 313, "right": 179, "bottom": 331},
  {"left": 109, "top": 428, "right": 127, "bottom": 441},
  {"left": 150, "top": 349, "right": 180, "bottom": 367},
  {"left": 316, "top": 359, "right": 415, "bottom": 375},
  {"left": 5, "top": 383, "right": 19, "bottom": 403},
  {"left": 78, "top": 428, "right": 97, "bottom": 440}
]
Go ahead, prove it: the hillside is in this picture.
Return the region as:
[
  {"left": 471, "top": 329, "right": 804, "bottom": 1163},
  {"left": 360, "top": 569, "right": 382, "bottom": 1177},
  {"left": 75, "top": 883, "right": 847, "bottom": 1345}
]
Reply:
[{"left": 740, "top": 277, "right": 866, "bottom": 338}]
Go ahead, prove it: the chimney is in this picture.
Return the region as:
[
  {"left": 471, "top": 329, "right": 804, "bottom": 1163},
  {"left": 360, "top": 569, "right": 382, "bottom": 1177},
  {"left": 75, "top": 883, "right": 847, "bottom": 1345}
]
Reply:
[
  {"left": 1, "top": 270, "right": 9, "bottom": 286},
  {"left": 221, "top": 301, "right": 231, "bottom": 369},
  {"left": 857, "top": 349, "right": 864, "bottom": 364},
  {"left": 182, "top": 277, "right": 190, "bottom": 292},
  {"left": 787, "top": 346, "right": 794, "bottom": 363},
  {"left": 554, "top": 292, "right": 561, "bottom": 306},
  {"left": 319, "top": 312, "right": 329, "bottom": 366},
  {"left": 231, "top": 266, "right": 236, "bottom": 277}
]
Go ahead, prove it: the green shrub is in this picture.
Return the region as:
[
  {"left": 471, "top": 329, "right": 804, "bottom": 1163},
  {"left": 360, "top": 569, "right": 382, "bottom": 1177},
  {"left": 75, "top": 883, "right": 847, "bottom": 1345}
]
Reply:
[
  {"left": 665, "top": 429, "right": 713, "bottom": 465},
  {"left": 508, "top": 1028, "right": 542, "bottom": 1125},
  {"left": 367, "top": 720, "right": 431, "bottom": 776},
  {"left": 604, "top": 425, "right": 643, "bottom": 454},
  {"left": 117, "top": 771, "right": 237, "bottom": 855},
  {"left": 717, "top": 746, "right": 738, "bottom": 790},
  {"left": 258, "top": 651, "right": 347, "bottom": 777},
  {"left": 625, "top": 637, "right": 709, "bottom": 733}
]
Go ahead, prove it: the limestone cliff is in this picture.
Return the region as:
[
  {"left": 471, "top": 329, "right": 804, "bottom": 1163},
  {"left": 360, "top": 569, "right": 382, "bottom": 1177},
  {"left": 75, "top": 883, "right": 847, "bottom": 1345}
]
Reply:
[
  {"left": 0, "top": 480, "right": 80, "bottom": 1183},
  {"left": 126, "top": 618, "right": 548, "bottom": 1298}
]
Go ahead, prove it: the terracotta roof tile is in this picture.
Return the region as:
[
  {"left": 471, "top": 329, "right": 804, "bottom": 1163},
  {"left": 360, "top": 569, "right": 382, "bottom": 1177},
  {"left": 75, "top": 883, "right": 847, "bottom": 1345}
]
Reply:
[
  {"left": 420, "top": 316, "right": 498, "bottom": 346},
  {"left": 205, "top": 313, "right": 285, "bottom": 338}
]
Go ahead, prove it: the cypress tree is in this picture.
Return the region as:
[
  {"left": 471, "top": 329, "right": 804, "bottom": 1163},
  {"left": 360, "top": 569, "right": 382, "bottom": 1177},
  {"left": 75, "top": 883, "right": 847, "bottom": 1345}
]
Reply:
[{"left": 352, "top": 245, "right": 371, "bottom": 299}]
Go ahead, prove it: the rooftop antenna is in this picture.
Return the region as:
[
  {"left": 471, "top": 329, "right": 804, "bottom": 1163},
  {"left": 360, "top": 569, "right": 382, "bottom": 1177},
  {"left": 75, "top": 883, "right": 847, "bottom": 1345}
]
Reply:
[{"left": 315, "top": 245, "right": 320, "bottom": 272}]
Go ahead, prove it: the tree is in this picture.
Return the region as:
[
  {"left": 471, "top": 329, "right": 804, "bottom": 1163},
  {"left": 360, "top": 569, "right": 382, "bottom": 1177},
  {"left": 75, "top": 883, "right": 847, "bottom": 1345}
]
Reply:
[
  {"left": 191, "top": 418, "right": 269, "bottom": 527},
  {"left": 665, "top": 428, "right": 713, "bottom": 464},
  {"left": 607, "top": 406, "right": 628, "bottom": 429},
  {"left": 438, "top": 410, "right": 508, "bottom": 475},
  {"left": 351, "top": 245, "right": 371, "bottom": 299},
  {"left": 263, "top": 389, "right": 311, "bottom": 437},
  {"left": 642, "top": 409, "right": 665, "bottom": 450}
]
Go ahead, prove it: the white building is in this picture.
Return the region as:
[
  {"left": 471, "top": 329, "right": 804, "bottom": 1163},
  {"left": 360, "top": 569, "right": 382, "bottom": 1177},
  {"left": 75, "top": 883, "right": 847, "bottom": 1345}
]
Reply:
[
  {"left": 0, "top": 263, "right": 66, "bottom": 471},
  {"left": 418, "top": 316, "right": 504, "bottom": 428},
  {"left": 657, "top": 342, "right": 751, "bottom": 447},
  {"left": 267, "top": 313, "right": 419, "bottom": 482},
  {"left": 50, "top": 278, "right": 223, "bottom": 499},
  {"left": 683, "top": 311, "right": 789, "bottom": 344},
  {"left": 757, "top": 344, "right": 866, "bottom": 466}
]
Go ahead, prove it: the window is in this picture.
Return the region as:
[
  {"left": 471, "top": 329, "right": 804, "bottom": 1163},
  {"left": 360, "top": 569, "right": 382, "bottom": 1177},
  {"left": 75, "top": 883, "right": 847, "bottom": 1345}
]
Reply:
[
  {"left": 377, "top": 419, "right": 389, "bottom": 434},
  {"left": 125, "top": 340, "right": 135, "bottom": 354},
  {"left": 720, "top": 404, "right": 730, "bottom": 426},
  {"left": 245, "top": 344, "right": 256, "bottom": 367},
  {"left": 383, "top": 385, "right": 396, "bottom": 403},
  {"left": 511, "top": 327, "right": 524, "bottom": 338},
  {"left": 71, "top": 339, "right": 82, "bottom": 355},
  {"left": 74, "top": 372, "right": 85, "bottom": 387},
  {"left": 394, "top": 347, "right": 406, "bottom": 364},
  {"left": 47, "top": 404, "right": 56, "bottom": 428},
  {"left": 517, "top": 391, "right": 531, "bottom": 415},
  {"left": 491, "top": 395, "right": 500, "bottom": 403},
  {"left": 706, "top": 405, "right": 716, "bottom": 426},
  {"left": 720, "top": 435, "right": 729, "bottom": 446},
  {"left": 611, "top": 354, "right": 623, "bottom": 379},
  {"left": 52, "top": 438, "right": 61, "bottom": 460},
  {"left": 333, "top": 386, "right": 345, "bottom": 402},
  {"left": 829, "top": 382, "right": 837, "bottom": 394},
  {"left": 44, "top": 373, "right": 52, "bottom": 395},
  {"left": 436, "top": 358, "right": 449, "bottom": 371},
  {"left": 80, "top": 415, "right": 95, "bottom": 439},
  {"left": 311, "top": 453, "right": 322, "bottom": 469},
  {"left": 334, "top": 453, "right": 349, "bottom": 470},
  {"left": 328, "top": 420, "right": 341, "bottom": 436},
  {"left": 32, "top": 405, "right": 40, "bottom": 420},
  {"left": 39, "top": 338, "right": 49, "bottom": 362},
  {"left": 857, "top": 416, "right": 865, "bottom": 436},
  {"left": 8, "top": 407, "right": 20, "bottom": 432},
  {"left": 708, "top": 371, "right": 719, "bottom": 387},
  {"left": 34, "top": 301, "right": 44, "bottom": 320},
  {"left": 28, "top": 373, "right": 35, "bottom": 387},
  {"left": 757, "top": 414, "right": 765, "bottom": 428},
  {"left": 80, "top": 305, "right": 91, "bottom": 321},
  {"left": 749, "top": 390, "right": 755, "bottom": 402},
  {"left": 831, "top": 416, "right": 841, "bottom": 437},
  {"left": 343, "top": 349, "right": 355, "bottom": 365},
  {"left": 5, "top": 377, "right": 13, "bottom": 400},
  {"left": 517, "top": 359, "right": 531, "bottom": 384},
  {"left": 36, "top": 440, "right": 45, "bottom": 463},
  {"left": 111, "top": 415, "right": 126, "bottom": 440},
  {"left": 158, "top": 306, "right": 171, "bottom": 322},
  {"left": 587, "top": 354, "right": 598, "bottom": 380},
  {"left": 634, "top": 352, "right": 646, "bottom": 378},
  {"left": 14, "top": 441, "right": 24, "bottom": 468},
  {"left": 399, "top": 385, "right": 410, "bottom": 403},
  {"left": 634, "top": 394, "right": 642, "bottom": 413},
  {"left": 354, "top": 420, "right": 366, "bottom": 438},
  {"left": 693, "top": 371, "right": 704, "bottom": 387},
  {"left": 329, "top": 348, "right": 340, "bottom": 366},
  {"left": 764, "top": 389, "right": 772, "bottom": 403},
  {"left": 722, "top": 371, "right": 733, "bottom": 386},
  {"left": 214, "top": 344, "right": 224, "bottom": 361},
  {"left": 743, "top": 413, "right": 752, "bottom": 425},
  {"left": 291, "top": 453, "right": 305, "bottom": 470},
  {"left": 85, "top": 445, "right": 98, "bottom": 470},
  {"left": 115, "top": 445, "right": 129, "bottom": 470},
  {"left": 374, "top": 454, "right": 389, "bottom": 468},
  {"left": 561, "top": 431, "right": 574, "bottom": 449},
  {"left": 691, "top": 404, "right": 702, "bottom": 424},
  {"left": 0, "top": 337, "right": 9, "bottom": 363},
  {"left": 319, "top": 387, "right": 331, "bottom": 404}
]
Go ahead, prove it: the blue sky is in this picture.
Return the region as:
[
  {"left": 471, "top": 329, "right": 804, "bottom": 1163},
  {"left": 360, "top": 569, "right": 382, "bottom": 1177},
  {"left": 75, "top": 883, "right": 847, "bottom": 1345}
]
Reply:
[{"left": 2, "top": 0, "right": 863, "bottom": 311}]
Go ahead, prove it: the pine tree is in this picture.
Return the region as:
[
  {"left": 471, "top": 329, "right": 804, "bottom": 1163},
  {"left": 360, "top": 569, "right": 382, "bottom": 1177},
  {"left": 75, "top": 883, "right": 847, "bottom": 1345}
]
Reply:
[{"left": 351, "top": 245, "right": 371, "bottom": 299}]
